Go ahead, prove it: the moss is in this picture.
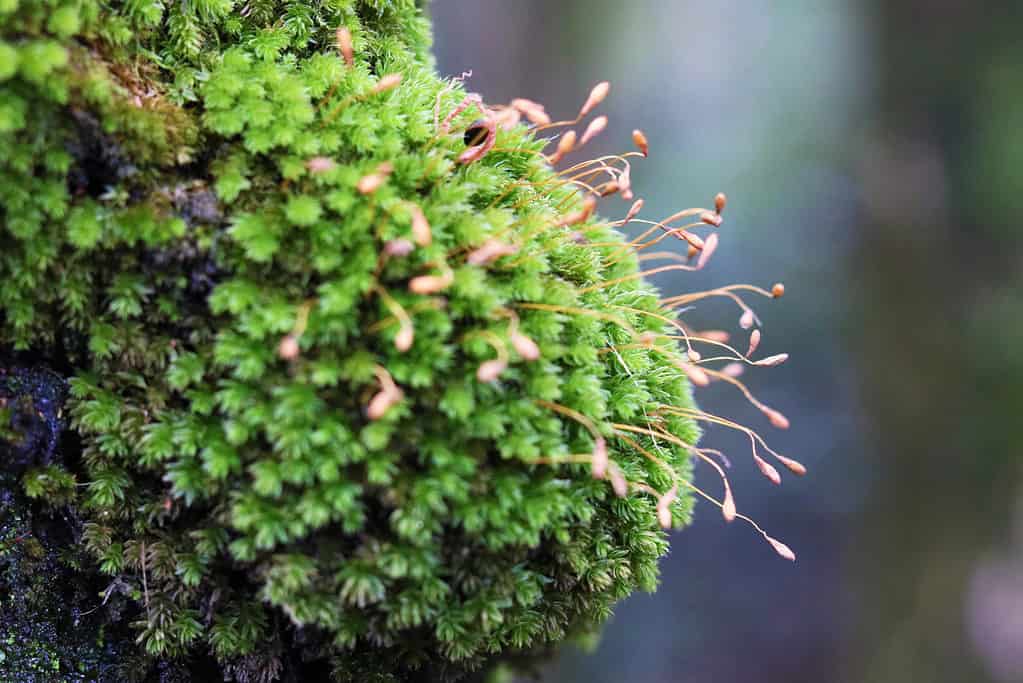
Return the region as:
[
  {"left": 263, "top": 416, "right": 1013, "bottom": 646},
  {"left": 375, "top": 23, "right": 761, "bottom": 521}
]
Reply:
[
  {"left": 0, "top": 470, "right": 130, "bottom": 682},
  {"left": 1, "top": 1, "right": 718, "bottom": 680},
  {"left": 1, "top": 366, "right": 66, "bottom": 468}
]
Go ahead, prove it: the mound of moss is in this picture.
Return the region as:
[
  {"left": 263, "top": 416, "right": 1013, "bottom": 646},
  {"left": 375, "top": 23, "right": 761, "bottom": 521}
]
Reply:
[{"left": 1, "top": 1, "right": 701, "bottom": 680}]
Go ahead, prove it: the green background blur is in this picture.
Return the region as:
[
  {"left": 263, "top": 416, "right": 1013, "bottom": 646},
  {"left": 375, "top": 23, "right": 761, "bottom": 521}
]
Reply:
[{"left": 432, "top": 2, "right": 1023, "bottom": 682}]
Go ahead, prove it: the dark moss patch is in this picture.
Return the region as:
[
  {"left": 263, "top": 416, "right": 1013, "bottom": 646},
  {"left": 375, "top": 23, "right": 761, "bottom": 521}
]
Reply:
[{"left": 0, "top": 366, "right": 67, "bottom": 469}]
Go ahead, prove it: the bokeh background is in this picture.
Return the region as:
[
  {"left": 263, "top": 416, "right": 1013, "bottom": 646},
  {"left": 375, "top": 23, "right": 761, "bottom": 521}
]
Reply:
[{"left": 430, "top": 2, "right": 1023, "bottom": 682}]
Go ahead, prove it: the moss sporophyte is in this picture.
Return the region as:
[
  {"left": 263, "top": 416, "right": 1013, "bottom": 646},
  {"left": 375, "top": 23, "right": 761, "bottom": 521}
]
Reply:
[{"left": 0, "top": 1, "right": 804, "bottom": 680}]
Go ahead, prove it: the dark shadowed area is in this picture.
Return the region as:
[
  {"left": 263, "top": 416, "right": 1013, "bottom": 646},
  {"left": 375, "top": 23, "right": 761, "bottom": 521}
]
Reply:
[{"left": 432, "top": 1, "right": 1023, "bottom": 682}]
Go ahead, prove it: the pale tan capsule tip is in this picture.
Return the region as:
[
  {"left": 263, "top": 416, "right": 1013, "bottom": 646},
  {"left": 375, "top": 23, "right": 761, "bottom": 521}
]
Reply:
[
  {"left": 609, "top": 466, "right": 628, "bottom": 497},
  {"left": 494, "top": 108, "right": 522, "bottom": 131},
  {"left": 696, "top": 233, "right": 719, "bottom": 270},
  {"left": 632, "top": 129, "right": 649, "bottom": 157},
  {"left": 554, "top": 130, "right": 577, "bottom": 160},
  {"left": 409, "top": 205, "right": 432, "bottom": 247},
  {"left": 511, "top": 332, "right": 541, "bottom": 361},
  {"left": 714, "top": 192, "right": 727, "bottom": 214},
  {"left": 754, "top": 353, "right": 789, "bottom": 368},
  {"left": 591, "top": 437, "right": 608, "bottom": 479},
  {"left": 278, "top": 334, "right": 300, "bottom": 360},
  {"left": 777, "top": 454, "right": 808, "bottom": 476},
  {"left": 336, "top": 27, "right": 354, "bottom": 67},
  {"left": 394, "top": 326, "right": 414, "bottom": 352},
  {"left": 747, "top": 329, "right": 761, "bottom": 357},
  {"left": 768, "top": 536, "right": 796, "bottom": 562},
  {"left": 579, "top": 81, "right": 610, "bottom": 118},
  {"left": 356, "top": 162, "right": 393, "bottom": 195},
  {"left": 754, "top": 455, "right": 782, "bottom": 485},
  {"left": 656, "top": 485, "right": 678, "bottom": 529},
  {"left": 764, "top": 408, "right": 790, "bottom": 430},
  {"left": 701, "top": 330, "right": 731, "bottom": 343},
  {"left": 682, "top": 362, "right": 710, "bottom": 387},
  {"left": 384, "top": 239, "right": 414, "bottom": 257},
  {"left": 722, "top": 487, "right": 737, "bottom": 522},
  {"left": 524, "top": 106, "right": 551, "bottom": 126},
  {"left": 510, "top": 98, "right": 551, "bottom": 125},
  {"left": 772, "top": 282, "right": 786, "bottom": 298},
  {"left": 467, "top": 240, "right": 518, "bottom": 266},
  {"left": 624, "top": 198, "right": 644, "bottom": 224},
  {"left": 371, "top": 73, "right": 402, "bottom": 94},
  {"left": 657, "top": 504, "right": 672, "bottom": 529},
  {"left": 739, "top": 309, "right": 755, "bottom": 330},
  {"left": 579, "top": 115, "right": 608, "bottom": 147},
  {"left": 560, "top": 129, "right": 577, "bottom": 148},
  {"left": 306, "top": 156, "right": 336, "bottom": 174},
  {"left": 409, "top": 274, "right": 452, "bottom": 295},
  {"left": 476, "top": 359, "right": 507, "bottom": 383},
  {"left": 555, "top": 196, "right": 597, "bottom": 228},
  {"left": 366, "top": 392, "right": 388, "bottom": 420},
  {"left": 721, "top": 362, "right": 744, "bottom": 378},
  {"left": 367, "top": 388, "right": 402, "bottom": 420},
  {"left": 357, "top": 175, "right": 383, "bottom": 195}
]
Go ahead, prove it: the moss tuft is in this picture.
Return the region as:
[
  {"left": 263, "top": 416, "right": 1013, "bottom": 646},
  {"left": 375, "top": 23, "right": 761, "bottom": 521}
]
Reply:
[{"left": 0, "top": 2, "right": 790, "bottom": 680}]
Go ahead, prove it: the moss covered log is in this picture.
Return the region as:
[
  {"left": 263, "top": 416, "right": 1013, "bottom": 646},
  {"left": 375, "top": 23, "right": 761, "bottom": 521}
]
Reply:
[{"left": 0, "top": 1, "right": 800, "bottom": 681}]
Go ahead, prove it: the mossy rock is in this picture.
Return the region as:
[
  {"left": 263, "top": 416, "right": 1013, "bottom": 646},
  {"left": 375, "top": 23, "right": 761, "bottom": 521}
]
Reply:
[
  {"left": 0, "top": 471, "right": 129, "bottom": 682},
  {"left": 1, "top": 1, "right": 707, "bottom": 680}
]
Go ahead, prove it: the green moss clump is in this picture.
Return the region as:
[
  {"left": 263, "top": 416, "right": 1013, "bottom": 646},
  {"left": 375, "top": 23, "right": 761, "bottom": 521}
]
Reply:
[{"left": 2, "top": 1, "right": 705, "bottom": 680}]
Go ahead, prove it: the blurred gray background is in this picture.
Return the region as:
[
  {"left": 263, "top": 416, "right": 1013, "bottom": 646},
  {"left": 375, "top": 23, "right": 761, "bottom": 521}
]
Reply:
[{"left": 431, "top": 1, "right": 1023, "bottom": 682}]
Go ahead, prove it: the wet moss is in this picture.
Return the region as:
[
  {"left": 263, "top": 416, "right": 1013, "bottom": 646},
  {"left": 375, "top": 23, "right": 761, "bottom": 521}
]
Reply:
[
  {"left": 1, "top": 1, "right": 712, "bottom": 680},
  {"left": 0, "top": 475, "right": 127, "bottom": 682}
]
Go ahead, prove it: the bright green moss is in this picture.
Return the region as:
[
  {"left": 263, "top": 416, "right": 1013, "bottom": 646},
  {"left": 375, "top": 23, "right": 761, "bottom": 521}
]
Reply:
[{"left": 2, "top": 1, "right": 706, "bottom": 680}]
